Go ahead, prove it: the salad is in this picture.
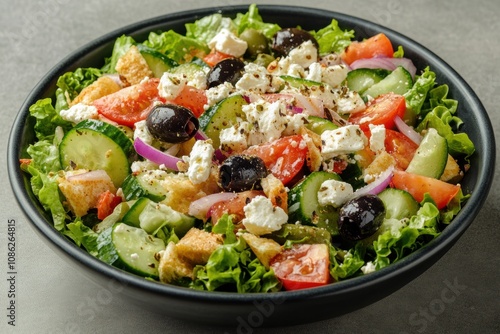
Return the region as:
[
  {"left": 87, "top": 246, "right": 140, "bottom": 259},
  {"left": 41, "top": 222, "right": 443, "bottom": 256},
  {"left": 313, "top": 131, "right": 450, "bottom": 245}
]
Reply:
[{"left": 21, "top": 4, "right": 475, "bottom": 292}]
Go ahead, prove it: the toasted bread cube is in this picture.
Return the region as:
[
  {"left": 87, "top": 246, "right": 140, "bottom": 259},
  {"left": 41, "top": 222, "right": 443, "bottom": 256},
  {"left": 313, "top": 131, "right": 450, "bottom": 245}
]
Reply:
[
  {"left": 115, "top": 45, "right": 154, "bottom": 85},
  {"left": 261, "top": 174, "right": 288, "bottom": 213},
  {"left": 175, "top": 228, "right": 223, "bottom": 265},
  {"left": 299, "top": 127, "right": 322, "bottom": 172},
  {"left": 158, "top": 242, "right": 194, "bottom": 284},
  {"left": 440, "top": 155, "right": 464, "bottom": 184},
  {"left": 241, "top": 233, "right": 282, "bottom": 269},
  {"left": 70, "top": 76, "right": 121, "bottom": 107},
  {"left": 363, "top": 151, "right": 395, "bottom": 183},
  {"left": 58, "top": 169, "right": 116, "bottom": 217}
]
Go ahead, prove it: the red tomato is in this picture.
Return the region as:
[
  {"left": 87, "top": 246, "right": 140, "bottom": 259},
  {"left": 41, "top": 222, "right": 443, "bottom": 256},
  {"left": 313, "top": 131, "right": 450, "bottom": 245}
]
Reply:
[
  {"left": 96, "top": 191, "right": 122, "bottom": 220},
  {"left": 341, "top": 33, "right": 394, "bottom": 65},
  {"left": 270, "top": 244, "right": 330, "bottom": 290},
  {"left": 391, "top": 170, "right": 461, "bottom": 209},
  {"left": 92, "top": 78, "right": 164, "bottom": 127},
  {"left": 209, "top": 190, "right": 264, "bottom": 224},
  {"left": 348, "top": 92, "right": 406, "bottom": 131},
  {"left": 384, "top": 129, "right": 419, "bottom": 170},
  {"left": 243, "top": 135, "right": 308, "bottom": 186},
  {"left": 203, "top": 50, "right": 233, "bottom": 67},
  {"left": 170, "top": 85, "right": 207, "bottom": 117}
]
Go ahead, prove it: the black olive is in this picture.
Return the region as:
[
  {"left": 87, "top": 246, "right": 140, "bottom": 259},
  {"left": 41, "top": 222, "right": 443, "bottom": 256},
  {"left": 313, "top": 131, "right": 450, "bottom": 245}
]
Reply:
[
  {"left": 146, "top": 104, "right": 199, "bottom": 143},
  {"left": 219, "top": 155, "right": 268, "bottom": 192},
  {"left": 271, "top": 28, "right": 319, "bottom": 57},
  {"left": 206, "top": 58, "right": 245, "bottom": 88},
  {"left": 338, "top": 195, "right": 385, "bottom": 241}
]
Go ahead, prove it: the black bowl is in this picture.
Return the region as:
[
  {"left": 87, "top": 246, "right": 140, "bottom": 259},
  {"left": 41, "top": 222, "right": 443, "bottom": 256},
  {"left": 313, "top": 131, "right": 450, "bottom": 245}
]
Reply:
[{"left": 7, "top": 5, "right": 495, "bottom": 327}]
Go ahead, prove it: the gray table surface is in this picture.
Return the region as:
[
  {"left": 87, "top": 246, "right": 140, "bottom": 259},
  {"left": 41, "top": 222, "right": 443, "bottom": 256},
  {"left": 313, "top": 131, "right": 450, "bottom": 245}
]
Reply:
[{"left": 1, "top": 1, "right": 499, "bottom": 333}]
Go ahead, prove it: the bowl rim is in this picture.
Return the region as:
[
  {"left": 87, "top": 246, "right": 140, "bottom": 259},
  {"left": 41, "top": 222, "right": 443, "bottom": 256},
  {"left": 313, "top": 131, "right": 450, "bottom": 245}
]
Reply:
[{"left": 7, "top": 4, "right": 496, "bottom": 304}]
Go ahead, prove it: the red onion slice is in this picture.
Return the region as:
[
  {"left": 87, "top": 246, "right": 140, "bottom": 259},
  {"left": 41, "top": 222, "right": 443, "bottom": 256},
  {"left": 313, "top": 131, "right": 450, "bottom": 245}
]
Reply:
[
  {"left": 133, "top": 137, "right": 181, "bottom": 171},
  {"left": 188, "top": 192, "right": 237, "bottom": 218},
  {"left": 349, "top": 165, "right": 394, "bottom": 200},
  {"left": 394, "top": 116, "right": 422, "bottom": 144}
]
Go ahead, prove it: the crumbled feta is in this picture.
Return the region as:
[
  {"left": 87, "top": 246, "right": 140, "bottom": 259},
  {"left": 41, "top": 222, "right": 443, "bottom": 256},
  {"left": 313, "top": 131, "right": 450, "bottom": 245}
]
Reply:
[
  {"left": 187, "top": 67, "right": 210, "bottom": 90},
  {"left": 208, "top": 29, "right": 247, "bottom": 57},
  {"left": 287, "top": 40, "right": 318, "bottom": 69},
  {"left": 186, "top": 140, "right": 214, "bottom": 184},
  {"left": 320, "top": 64, "right": 349, "bottom": 88},
  {"left": 130, "top": 160, "right": 159, "bottom": 173},
  {"left": 158, "top": 72, "right": 187, "bottom": 100},
  {"left": 336, "top": 89, "right": 366, "bottom": 114},
  {"left": 242, "top": 196, "right": 288, "bottom": 236},
  {"left": 319, "top": 53, "right": 342, "bottom": 66},
  {"left": 369, "top": 124, "right": 386, "bottom": 155},
  {"left": 134, "top": 120, "right": 154, "bottom": 145},
  {"left": 283, "top": 113, "right": 307, "bottom": 136},
  {"left": 317, "top": 179, "right": 354, "bottom": 208},
  {"left": 361, "top": 261, "right": 376, "bottom": 275},
  {"left": 219, "top": 121, "right": 249, "bottom": 152},
  {"left": 306, "top": 62, "right": 323, "bottom": 82},
  {"left": 321, "top": 125, "right": 368, "bottom": 159},
  {"left": 205, "top": 82, "right": 235, "bottom": 107},
  {"left": 59, "top": 103, "right": 98, "bottom": 123},
  {"left": 236, "top": 63, "right": 275, "bottom": 93},
  {"left": 242, "top": 100, "right": 287, "bottom": 145}
]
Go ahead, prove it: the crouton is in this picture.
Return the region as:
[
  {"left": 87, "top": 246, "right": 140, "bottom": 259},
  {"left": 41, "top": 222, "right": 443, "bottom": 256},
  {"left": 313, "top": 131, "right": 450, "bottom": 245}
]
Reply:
[
  {"left": 70, "top": 76, "right": 121, "bottom": 107},
  {"left": 241, "top": 233, "right": 282, "bottom": 269},
  {"left": 115, "top": 45, "right": 154, "bottom": 85},
  {"left": 58, "top": 169, "right": 116, "bottom": 217},
  {"left": 175, "top": 228, "right": 223, "bottom": 265},
  {"left": 158, "top": 242, "right": 194, "bottom": 284},
  {"left": 362, "top": 151, "right": 395, "bottom": 183},
  {"left": 261, "top": 174, "right": 288, "bottom": 213},
  {"left": 299, "top": 127, "right": 322, "bottom": 172},
  {"left": 440, "top": 155, "right": 464, "bottom": 184}
]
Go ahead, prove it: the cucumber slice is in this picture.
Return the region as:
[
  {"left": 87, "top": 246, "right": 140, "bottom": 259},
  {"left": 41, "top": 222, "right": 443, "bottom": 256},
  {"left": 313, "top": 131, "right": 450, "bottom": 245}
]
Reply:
[
  {"left": 304, "top": 115, "right": 338, "bottom": 135},
  {"left": 122, "top": 197, "right": 151, "bottom": 227},
  {"left": 377, "top": 188, "right": 419, "bottom": 219},
  {"left": 98, "top": 223, "right": 165, "bottom": 279},
  {"left": 345, "top": 68, "right": 391, "bottom": 95},
  {"left": 138, "top": 201, "right": 195, "bottom": 238},
  {"left": 405, "top": 128, "right": 448, "bottom": 179},
  {"left": 59, "top": 119, "right": 133, "bottom": 187},
  {"left": 280, "top": 75, "right": 322, "bottom": 89},
  {"left": 288, "top": 171, "right": 342, "bottom": 225},
  {"left": 169, "top": 62, "right": 207, "bottom": 82},
  {"left": 137, "top": 44, "right": 178, "bottom": 78},
  {"left": 363, "top": 66, "right": 413, "bottom": 99},
  {"left": 198, "top": 94, "right": 248, "bottom": 149},
  {"left": 265, "top": 223, "right": 331, "bottom": 245},
  {"left": 121, "top": 172, "right": 167, "bottom": 202}
]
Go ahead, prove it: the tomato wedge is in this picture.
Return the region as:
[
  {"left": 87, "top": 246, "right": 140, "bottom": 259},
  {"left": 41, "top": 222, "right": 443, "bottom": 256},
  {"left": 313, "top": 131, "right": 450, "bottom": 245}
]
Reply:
[
  {"left": 96, "top": 191, "right": 122, "bottom": 220},
  {"left": 270, "top": 244, "right": 330, "bottom": 290},
  {"left": 203, "top": 50, "right": 233, "bottom": 67},
  {"left": 341, "top": 33, "right": 394, "bottom": 65},
  {"left": 243, "top": 135, "right": 308, "bottom": 186},
  {"left": 348, "top": 92, "right": 406, "bottom": 131},
  {"left": 391, "top": 170, "right": 461, "bottom": 209},
  {"left": 170, "top": 85, "right": 207, "bottom": 117},
  {"left": 384, "top": 129, "right": 419, "bottom": 170},
  {"left": 92, "top": 78, "right": 164, "bottom": 127}
]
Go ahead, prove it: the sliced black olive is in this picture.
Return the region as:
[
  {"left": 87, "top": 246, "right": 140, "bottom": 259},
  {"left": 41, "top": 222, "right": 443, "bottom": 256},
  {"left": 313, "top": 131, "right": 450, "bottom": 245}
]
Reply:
[
  {"left": 271, "top": 28, "right": 319, "bottom": 57},
  {"left": 338, "top": 195, "right": 385, "bottom": 241},
  {"left": 206, "top": 58, "right": 245, "bottom": 88},
  {"left": 219, "top": 155, "right": 268, "bottom": 192},
  {"left": 146, "top": 104, "right": 199, "bottom": 143}
]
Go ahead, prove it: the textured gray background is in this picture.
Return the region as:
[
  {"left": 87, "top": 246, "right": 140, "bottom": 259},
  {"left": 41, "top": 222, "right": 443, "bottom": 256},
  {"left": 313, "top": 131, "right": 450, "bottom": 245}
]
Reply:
[{"left": 1, "top": 0, "right": 499, "bottom": 333}]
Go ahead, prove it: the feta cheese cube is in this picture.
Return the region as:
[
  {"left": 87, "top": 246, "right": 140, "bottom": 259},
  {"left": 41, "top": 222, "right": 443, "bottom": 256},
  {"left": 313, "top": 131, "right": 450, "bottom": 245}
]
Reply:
[
  {"left": 59, "top": 103, "right": 98, "bottom": 123},
  {"left": 317, "top": 179, "right": 354, "bottom": 208},
  {"left": 133, "top": 120, "right": 155, "bottom": 145},
  {"left": 236, "top": 63, "right": 274, "bottom": 93},
  {"left": 288, "top": 40, "right": 318, "bottom": 68},
  {"left": 321, "top": 125, "right": 368, "bottom": 159},
  {"left": 336, "top": 90, "right": 366, "bottom": 114},
  {"left": 186, "top": 140, "right": 214, "bottom": 184},
  {"left": 369, "top": 124, "right": 386, "bottom": 155},
  {"left": 361, "top": 261, "right": 376, "bottom": 274},
  {"left": 208, "top": 29, "right": 247, "bottom": 57},
  {"left": 321, "top": 64, "right": 349, "bottom": 88},
  {"left": 219, "top": 121, "right": 249, "bottom": 152},
  {"left": 205, "top": 82, "right": 235, "bottom": 107},
  {"left": 242, "top": 100, "right": 287, "bottom": 145},
  {"left": 158, "top": 72, "right": 187, "bottom": 100},
  {"left": 242, "top": 196, "right": 288, "bottom": 236}
]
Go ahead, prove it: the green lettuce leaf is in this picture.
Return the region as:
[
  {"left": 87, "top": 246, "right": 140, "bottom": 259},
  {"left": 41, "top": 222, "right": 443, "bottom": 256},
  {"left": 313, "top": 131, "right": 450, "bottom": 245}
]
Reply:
[
  {"left": 185, "top": 13, "right": 236, "bottom": 44},
  {"left": 404, "top": 66, "right": 436, "bottom": 117},
  {"left": 142, "top": 31, "right": 209, "bottom": 64},
  {"left": 233, "top": 4, "right": 281, "bottom": 38},
  {"left": 56, "top": 67, "right": 102, "bottom": 101},
  {"left": 191, "top": 215, "right": 280, "bottom": 292},
  {"left": 310, "top": 19, "right": 355, "bottom": 55},
  {"left": 330, "top": 242, "right": 366, "bottom": 281},
  {"left": 28, "top": 98, "right": 72, "bottom": 141},
  {"left": 64, "top": 219, "right": 99, "bottom": 256}
]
